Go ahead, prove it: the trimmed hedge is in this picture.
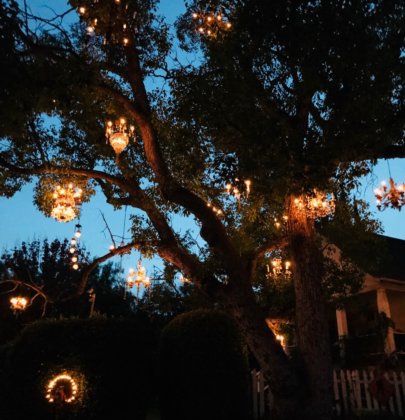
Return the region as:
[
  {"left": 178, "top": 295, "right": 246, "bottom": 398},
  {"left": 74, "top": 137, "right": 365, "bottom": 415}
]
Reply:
[
  {"left": 0, "top": 316, "right": 157, "bottom": 420},
  {"left": 159, "top": 309, "right": 250, "bottom": 420}
]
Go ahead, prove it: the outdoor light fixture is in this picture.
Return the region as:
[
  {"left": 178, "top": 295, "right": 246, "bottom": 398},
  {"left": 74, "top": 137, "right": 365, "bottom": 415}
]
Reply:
[
  {"left": 192, "top": 10, "right": 232, "bottom": 36},
  {"left": 274, "top": 215, "right": 289, "bottom": 229},
  {"left": 225, "top": 178, "right": 252, "bottom": 202},
  {"left": 267, "top": 258, "right": 292, "bottom": 278},
  {"left": 105, "top": 118, "right": 135, "bottom": 155},
  {"left": 126, "top": 260, "right": 151, "bottom": 297},
  {"left": 206, "top": 202, "right": 223, "bottom": 216},
  {"left": 69, "top": 224, "right": 83, "bottom": 271},
  {"left": 293, "top": 190, "right": 335, "bottom": 219},
  {"left": 10, "top": 296, "right": 28, "bottom": 312},
  {"left": 74, "top": 224, "right": 82, "bottom": 238},
  {"left": 179, "top": 274, "right": 191, "bottom": 284},
  {"left": 45, "top": 374, "right": 78, "bottom": 404},
  {"left": 51, "top": 184, "right": 82, "bottom": 223},
  {"left": 374, "top": 178, "right": 405, "bottom": 210}
]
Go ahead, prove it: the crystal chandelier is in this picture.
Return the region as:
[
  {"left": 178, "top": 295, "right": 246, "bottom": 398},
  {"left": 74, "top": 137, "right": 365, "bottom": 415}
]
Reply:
[
  {"left": 267, "top": 258, "right": 292, "bottom": 278},
  {"left": 51, "top": 184, "right": 82, "bottom": 223},
  {"left": 192, "top": 10, "right": 232, "bottom": 36},
  {"left": 374, "top": 178, "right": 405, "bottom": 210},
  {"left": 105, "top": 118, "right": 135, "bottom": 155},
  {"left": 10, "top": 296, "right": 28, "bottom": 312},
  {"left": 126, "top": 260, "right": 151, "bottom": 297},
  {"left": 293, "top": 190, "right": 335, "bottom": 219}
]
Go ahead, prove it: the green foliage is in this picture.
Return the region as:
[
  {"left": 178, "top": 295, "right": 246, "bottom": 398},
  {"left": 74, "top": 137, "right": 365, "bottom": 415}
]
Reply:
[
  {"left": 138, "top": 281, "right": 215, "bottom": 326},
  {"left": 159, "top": 309, "right": 250, "bottom": 420},
  {"left": 33, "top": 174, "right": 95, "bottom": 219},
  {"left": 0, "top": 238, "right": 136, "bottom": 343},
  {"left": 0, "top": 317, "right": 157, "bottom": 420},
  {"left": 255, "top": 273, "right": 295, "bottom": 320},
  {"left": 320, "top": 198, "right": 385, "bottom": 273}
]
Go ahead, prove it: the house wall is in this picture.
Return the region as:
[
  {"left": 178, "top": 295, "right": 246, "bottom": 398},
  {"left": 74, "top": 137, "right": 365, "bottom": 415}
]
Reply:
[
  {"left": 387, "top": 290, "right": 405, "bottom": 332},
  {"left": 345, "top": 290, "right": 378, "bottom": 336}
]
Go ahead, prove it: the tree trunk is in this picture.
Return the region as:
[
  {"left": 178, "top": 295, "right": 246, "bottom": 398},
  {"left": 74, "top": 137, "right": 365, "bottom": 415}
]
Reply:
[
  {"left": 223, "top": 280, "right": 304, "bottom": 420},
  {"left": 287, "top": 196, "right": 333, "bottom": 420}
]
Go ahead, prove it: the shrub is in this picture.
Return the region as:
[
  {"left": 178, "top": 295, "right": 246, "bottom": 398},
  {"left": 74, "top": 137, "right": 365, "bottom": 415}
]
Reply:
[
  {"left": 0, "top": 316, "right": 157, "bottom": 420},
  {"left": 159, "top": 309, "right": 250, "bottom": 420}
]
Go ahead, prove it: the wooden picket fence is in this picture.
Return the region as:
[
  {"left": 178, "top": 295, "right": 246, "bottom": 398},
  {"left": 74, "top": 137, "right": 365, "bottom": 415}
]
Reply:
[
  {"left": 252, "top": 369, "right": 405, "bottom": 419},
  {"left": 333, "top": 369, "right": 405, "bottom": 416}
]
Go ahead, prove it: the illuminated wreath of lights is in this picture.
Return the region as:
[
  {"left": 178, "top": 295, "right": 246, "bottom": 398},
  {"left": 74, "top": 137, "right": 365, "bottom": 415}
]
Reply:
[
  {"left": 292, "top": 190, "right": 335, "bottom": 219},
  {"left": 374, "top": 178, "right": 405, "bottom": 210},
  {"left": 51, "top": 184, "right": 83, "bottom": 223},
  {"left": 192, "top": 10, "right": 232, "bottom": 37},
  {"left": 10, "top": 296, "right": 28, "bottom": 312},
  {"left": 105, "top": 118, "right": 136, "bottom": 155},
  {"left": 45, "top": 374, "right": 78, "bottom": 404}
]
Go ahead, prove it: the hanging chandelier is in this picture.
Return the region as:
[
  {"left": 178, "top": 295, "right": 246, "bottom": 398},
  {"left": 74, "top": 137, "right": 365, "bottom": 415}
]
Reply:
[
  {"left": 77, "top": 2, "right": 132, "bottom": 46},
  {"left": 192, "top": 10, "right": 232, "bottom": 37},
  {"left": 10, "top": 296, "right": 28, "bottom": 312},
  {"left": 51, "top": 184, "right": 82, "bottom": 223},
  {"left": 292, "top": 190, "right": 335, "bottom": 219},
  {"left": 374, "top": 178, "right": 405, "bottom": 210},
  {"left": 126, "top": 260, "right": 151, "bottom": 297},
  {"left": 105, "top": 118, "right": 135, "bottom": 155},
  {"left": 267, "top": 258, "right": 292, "bottom": 278},
  {"left": 225, "top": 178, "right": 252, "bottom": 201}
]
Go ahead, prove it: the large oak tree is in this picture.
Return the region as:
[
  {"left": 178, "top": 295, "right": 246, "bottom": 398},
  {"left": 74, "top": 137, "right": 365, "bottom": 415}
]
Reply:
[{"left": 0, "top": 0, "right": 404, "bottom": 418}]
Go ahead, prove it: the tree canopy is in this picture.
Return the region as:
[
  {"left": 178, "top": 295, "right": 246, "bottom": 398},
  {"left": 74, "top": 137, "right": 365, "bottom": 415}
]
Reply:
[{"left": 0, "top": 1, "right": 404, "bottom": 418}]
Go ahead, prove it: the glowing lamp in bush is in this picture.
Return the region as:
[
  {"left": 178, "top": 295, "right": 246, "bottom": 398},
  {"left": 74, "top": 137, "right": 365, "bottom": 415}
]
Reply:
[
  {"left": 45, "top": 374, "right": 78, "bottom": 404},
  {"left": 10, "top": 296, "right": 28, "bottom": 312}
]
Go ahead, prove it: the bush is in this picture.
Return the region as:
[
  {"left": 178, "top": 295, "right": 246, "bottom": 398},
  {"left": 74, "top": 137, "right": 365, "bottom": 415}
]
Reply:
[
  {"left": 0, "top": 316, "right": 157, "bottom": 420},
  {"left": 159, "top": 309, "right": 250, "bottom": 420}
]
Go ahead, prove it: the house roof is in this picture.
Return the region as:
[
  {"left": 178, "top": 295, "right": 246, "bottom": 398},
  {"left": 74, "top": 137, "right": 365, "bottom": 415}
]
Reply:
[{"left": 370, "top": 235, "right": 405, "bottom": 282}]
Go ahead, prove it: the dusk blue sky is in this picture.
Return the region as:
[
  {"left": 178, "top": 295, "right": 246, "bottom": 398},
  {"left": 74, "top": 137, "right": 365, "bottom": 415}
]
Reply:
[{"left": 1, "top": 1, "right": 405, "bottom": 283}]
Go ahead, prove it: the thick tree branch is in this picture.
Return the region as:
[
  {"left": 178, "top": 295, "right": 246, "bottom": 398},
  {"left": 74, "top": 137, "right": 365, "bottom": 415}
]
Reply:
[
  {"left": 78, "top": 241, "right": 141, "bottom": 294},
  {"left": 100, "top": 52, "right": 246, "bottom": 280},
  {"left": 0, "top": 279, "right": 50, "bottom": 303}
]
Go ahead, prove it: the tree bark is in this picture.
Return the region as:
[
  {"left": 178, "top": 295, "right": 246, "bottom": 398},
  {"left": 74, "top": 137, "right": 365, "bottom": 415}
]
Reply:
[
  {"left": 222, "top": 280, "right": 304, "bottom": 420},
  {"left": 287, "top": 196, "right": 333, "bottom": 420}
]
